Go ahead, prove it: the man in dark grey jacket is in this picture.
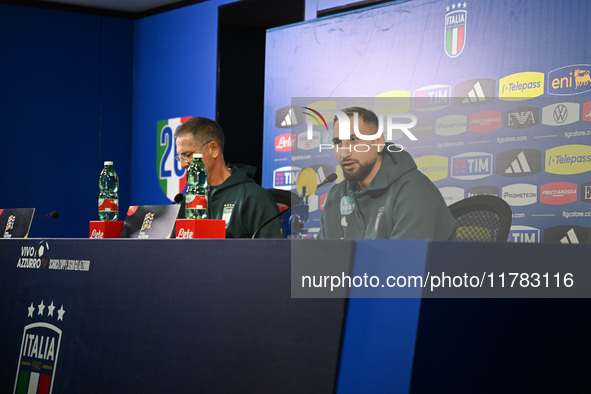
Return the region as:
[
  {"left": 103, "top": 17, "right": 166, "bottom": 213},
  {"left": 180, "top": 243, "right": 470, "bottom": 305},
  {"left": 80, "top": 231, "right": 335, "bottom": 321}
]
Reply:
[
  {"left": 318, "top": 107, "right": 456, "bottom": 240},
  {"left": 175, "top": 117, "right": 281, "bottom": 238}
]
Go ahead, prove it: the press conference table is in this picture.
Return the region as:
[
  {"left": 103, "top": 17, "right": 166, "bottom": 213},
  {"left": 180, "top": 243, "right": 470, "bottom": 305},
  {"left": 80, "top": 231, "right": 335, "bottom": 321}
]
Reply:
[{"left": 1, "top": 239, "right": 590, "bottom": 393}]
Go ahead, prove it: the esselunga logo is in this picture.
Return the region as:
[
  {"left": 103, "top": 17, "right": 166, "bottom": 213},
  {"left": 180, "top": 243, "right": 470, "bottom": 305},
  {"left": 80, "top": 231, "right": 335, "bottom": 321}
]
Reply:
[
  {"left": 414, "top": 155, "right": 448, "bottom": 182},
  {"left": 548, "top": 64, "right": 591, "bottom": 95},
  {"left": 499, "top": 72, "right": 544, "bottom": 101},
  {"left": 546, "top": 144, "right": 591, "bottom": 175}
]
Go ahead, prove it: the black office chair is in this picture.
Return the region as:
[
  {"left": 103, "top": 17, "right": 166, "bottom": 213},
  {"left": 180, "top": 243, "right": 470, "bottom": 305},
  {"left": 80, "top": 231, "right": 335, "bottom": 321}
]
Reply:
[
  {"left": 448, "top": 195, "right": 512, "bottom": 242},
  {"left": 266, "top": 188, "right": 301, "bottom": 212},
  {"left": 265, "top": 189, "right": 302, "bottom": 238}
]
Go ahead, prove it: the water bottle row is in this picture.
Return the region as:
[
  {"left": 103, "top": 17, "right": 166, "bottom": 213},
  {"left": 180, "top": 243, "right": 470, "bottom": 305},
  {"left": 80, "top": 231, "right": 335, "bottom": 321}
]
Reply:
[{"left": 97, "top": 154, "right": 208, "bottom": 221}]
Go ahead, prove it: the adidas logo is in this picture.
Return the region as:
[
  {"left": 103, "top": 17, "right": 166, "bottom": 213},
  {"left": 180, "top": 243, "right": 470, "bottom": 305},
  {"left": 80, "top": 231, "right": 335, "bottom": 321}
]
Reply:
[
  {"left": 462, "top": 81, "right": 487, "bottom": 104},
  {"left": 281, "top": 107, "right": 299, "bottom": 127},
  {"left": 275, "top": 106, "right": 304, "bottom": 129},
  {"left": 505, "top": 151, "right": 531, "bottom": 174},
  {"left": 560, "top": 228, "right": 579, "bottom": 244}
]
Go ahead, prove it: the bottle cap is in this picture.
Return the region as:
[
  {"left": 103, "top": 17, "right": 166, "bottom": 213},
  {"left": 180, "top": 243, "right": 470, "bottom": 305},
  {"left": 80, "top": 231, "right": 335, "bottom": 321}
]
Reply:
[
  {"left": 193, "top": 153, "right": 203, "bottom": 159},
  {"left": 104, "top": 161, "right": 113, "bottom": 166}
]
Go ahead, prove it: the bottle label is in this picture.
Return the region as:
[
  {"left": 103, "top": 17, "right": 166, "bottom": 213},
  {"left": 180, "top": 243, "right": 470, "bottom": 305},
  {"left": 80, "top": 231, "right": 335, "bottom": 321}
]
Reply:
[
  {"left": 99, "top": 198, "right": 119, "bottom": 212},
  {"left": 185, "top": 194, "right": 207, "bottom": 209}
]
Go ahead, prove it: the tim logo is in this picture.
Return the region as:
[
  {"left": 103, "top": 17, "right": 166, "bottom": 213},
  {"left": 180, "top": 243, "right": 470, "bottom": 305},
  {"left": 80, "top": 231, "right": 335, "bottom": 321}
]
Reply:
[
  {"left": 141, "top": 212, "right": 155, "bottom": 231},
  {"left": 548, "top": 65, "right": 591, "bottom": 95},
  {"left": 444, "top": 2, "right": 467, "bottom": 58},
  {"left": 544, "top": 226, "right": 589, "bottom": 244},
  {"left": 508, "top": 225, "right": 540, "bottom": 243},
  {"left": 273, "top": 166, "right": 300, "bottom": 190},
  {"left": 505, "top": 107, "right": 539, "bottom": 129},
  {"left": 157, "top": 117, "right": 190, "bottom": 202},
  {"left": 451, "top": 152, "right": 493, "bottom": 180},
  {"left": 14, "top": 300, "right": 65, "bottom": 394},
  {"left": 496, "top": 149, "right": 541, "bottom": 177},
  {"left": 413, "top": 85, "right": 451, "bottom": 111}
]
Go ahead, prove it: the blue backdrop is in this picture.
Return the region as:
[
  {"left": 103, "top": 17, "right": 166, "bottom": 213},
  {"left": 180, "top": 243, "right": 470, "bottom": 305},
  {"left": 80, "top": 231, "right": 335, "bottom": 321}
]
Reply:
[{"left": 263, "top": 0, "right": 591, "bottom": 242}]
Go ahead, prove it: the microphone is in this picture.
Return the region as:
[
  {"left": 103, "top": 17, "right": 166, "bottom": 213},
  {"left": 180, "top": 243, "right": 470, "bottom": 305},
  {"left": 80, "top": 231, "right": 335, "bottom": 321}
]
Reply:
[
  {"left": 317, "top": 173, "right": 337, "bottom": 188},
  {"left": 173, "top": 193, "right": 184, "bottom": 204},
  {"left": 34, "top": 211, "right": 59, "bottom": 219},
  {"left": 252, "top": 175, "right": 338, "bottom": 239}
]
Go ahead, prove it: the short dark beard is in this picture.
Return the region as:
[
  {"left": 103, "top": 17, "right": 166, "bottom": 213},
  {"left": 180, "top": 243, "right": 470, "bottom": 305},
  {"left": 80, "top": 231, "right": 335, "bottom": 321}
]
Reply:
[{"left": 342, "top": 160, "right": 375, "bottom": 184}]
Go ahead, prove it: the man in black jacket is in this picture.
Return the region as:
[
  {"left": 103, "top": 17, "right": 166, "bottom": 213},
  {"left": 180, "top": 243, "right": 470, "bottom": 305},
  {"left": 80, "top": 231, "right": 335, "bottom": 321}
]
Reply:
[{"left": 175, "top": 117, "right": 281, "bottom": 238}]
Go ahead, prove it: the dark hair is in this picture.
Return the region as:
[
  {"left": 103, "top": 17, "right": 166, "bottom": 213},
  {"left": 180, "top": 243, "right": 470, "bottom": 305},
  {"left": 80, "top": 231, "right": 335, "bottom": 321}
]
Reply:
[
  {"left": 174, "top": 116, "right": 225, "bottom": 152},
  {"left": 334, "top": 106, "right": 379, "bottom": 128}
]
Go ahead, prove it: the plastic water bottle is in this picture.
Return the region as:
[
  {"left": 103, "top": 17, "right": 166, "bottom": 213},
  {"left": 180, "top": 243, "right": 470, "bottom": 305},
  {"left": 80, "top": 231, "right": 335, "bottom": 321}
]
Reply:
[
  {"left": 98, "top": 161, "right": 119, "bottom": 221},
  {"left": 185, "top": 154, "right": 208, "bottom": 219}
]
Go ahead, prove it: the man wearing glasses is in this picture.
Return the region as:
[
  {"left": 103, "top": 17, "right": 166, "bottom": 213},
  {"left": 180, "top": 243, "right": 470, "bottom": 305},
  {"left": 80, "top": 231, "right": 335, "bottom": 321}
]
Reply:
[{"left": 174, "top": 116, "right": 281, "bottom": 238}]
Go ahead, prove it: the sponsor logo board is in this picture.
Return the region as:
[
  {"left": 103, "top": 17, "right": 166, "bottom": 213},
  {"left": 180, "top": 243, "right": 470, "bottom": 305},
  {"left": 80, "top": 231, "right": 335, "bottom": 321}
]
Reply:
[
  {"left": 544, "top": 225, "right": 589, "bottom": 244},
  {"left": 413, "top": 85, "right": 451, "bottom": 111},
  {"left": 581, "top": 181, "right": 591, "bottom": 203},
  {"left": 454, "top": 79, "right": 496, "bottom": 106},
  {"left": 436, "top": 114, "right": 467, "bottom": 136},
  {"left": 496, "top": 149, "right": 541, "bottom": 177},
  {"left": 451, "top": 152, "right": 493, "bottom": 180},
  {"left": 466, "top": 185, "right": 499, "bottom": 197},
  {"left": 502, "top": 183, "right": 537, "bottom": 206},
  {"left": 547, "top": 64, "right": 591, "bottom": 95},
  {"left": 546, "top": 144, "right": 591, "bottom": 175},
  {"left": 541, "top": 102, "right": 580, "bottom": 126},
  {"left": 273, "top": 166, "right": 301, "bottom": 190},
  {"left": 498, "top": 72, "right": 544, "bottom": 100},
  {"left": 414, "top": 155, "right": 448, "bottom": 182},
  {"left": 469, "top": 111, "right": 502, "bottom": 132},
  {"left": 504, "top": 107, "right": 539, "bottom": 129},
  {"left": 540, "top": 182, "right": 577, "bottom": 205},
  {"left": 508, "top": 225, "right": 540, "bottom": 243}
]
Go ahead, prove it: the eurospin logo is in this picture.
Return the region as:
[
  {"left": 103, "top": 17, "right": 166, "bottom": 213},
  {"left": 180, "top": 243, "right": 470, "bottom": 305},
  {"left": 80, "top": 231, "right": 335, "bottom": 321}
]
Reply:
[
  {"left": 546, "top": 144, "right": 591, "bottom": 175},
  {"left": 498, "top": 72, "right": 544, "bottom": 100},
  {"left": 157, "top": 116, "right": 190, "bottom": 202},
  {"left": 548, "top": 64, "right": 591, "bottom": 95}
]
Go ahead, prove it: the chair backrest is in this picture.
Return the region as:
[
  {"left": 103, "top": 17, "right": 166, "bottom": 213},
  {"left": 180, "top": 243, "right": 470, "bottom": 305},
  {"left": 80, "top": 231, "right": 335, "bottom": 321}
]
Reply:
[
  {"left": 448, "top": 195, "right": 512, "bottom": 242},
  {"left": 266, "top": 188, "right": 301, "bottom": 212},
  {"left": 266, "top": 189, "right": 301, "bottom": 238}
]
